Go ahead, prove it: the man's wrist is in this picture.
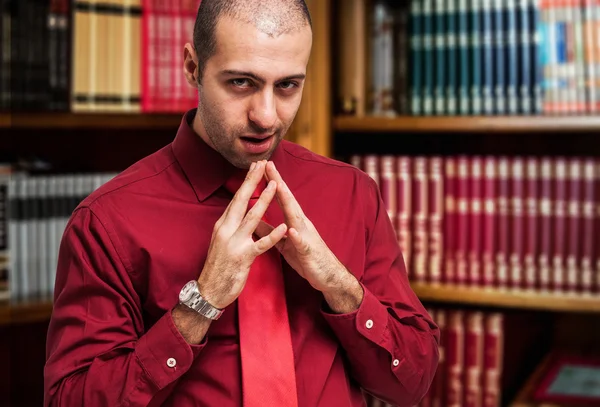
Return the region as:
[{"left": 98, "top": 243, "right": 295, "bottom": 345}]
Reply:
[{"left": 322, "top": 268, "right": 364, "bottom": 314}]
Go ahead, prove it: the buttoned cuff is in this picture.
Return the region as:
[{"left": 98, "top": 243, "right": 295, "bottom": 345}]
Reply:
[
  {"left": 320, "top": 282, "right": 389, "bottom": 350},
  {"left": 135, "top": 308, "right": 207, "bottom": 390}
]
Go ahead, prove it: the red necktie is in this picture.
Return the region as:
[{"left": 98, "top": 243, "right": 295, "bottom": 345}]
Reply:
[{"left": 224, "top": 171, "right": 298, "bottom": 407}]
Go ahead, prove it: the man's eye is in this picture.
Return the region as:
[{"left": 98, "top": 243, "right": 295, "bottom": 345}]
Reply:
[
  {"left": 231, "top": 79, "right": 251, "bottom": 87},
  {"left": 278, "top": 81, "right": 298, "bottom": 90}
]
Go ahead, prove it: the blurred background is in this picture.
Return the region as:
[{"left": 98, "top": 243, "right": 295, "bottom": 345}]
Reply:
[{"left": 2, "top": 0, "right": 600, "bottom": 406}]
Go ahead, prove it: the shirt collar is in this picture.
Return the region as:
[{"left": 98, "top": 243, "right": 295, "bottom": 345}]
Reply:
[{"left": 172, "top": 109, "right": 288, "bottom": 202}]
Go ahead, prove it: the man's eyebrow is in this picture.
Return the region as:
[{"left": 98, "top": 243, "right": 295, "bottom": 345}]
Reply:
[{"left": 221, "top": 70, "right": 306, "bottom": 83}]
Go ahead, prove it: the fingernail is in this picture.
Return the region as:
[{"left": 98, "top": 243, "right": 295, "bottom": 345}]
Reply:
[{"left": 267, "top": 180, "right": 275, "bottom": 190}]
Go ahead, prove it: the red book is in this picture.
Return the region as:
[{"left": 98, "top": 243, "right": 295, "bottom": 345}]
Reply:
[
  {"left": 428, "top": 157, "right": 444, "bottom": 285},
  {"left": 468, "top": 157, "right": 483, "bottom": 287},
  {"left": 464, "top": 312, "right": 484, "bottom": 407},
  {"left": 553, "top": 158, "right": 568, "bottom": 293},
  {"left": 455, "top": 157, "right": 470, "bottom": 286},
  {"left": 510, "top": 158, "right": 525, "bottom": 290},
  {"left": 495, "top": 157, "right": 510, "bottom": 289},
  {"left": 379, "top": 156, "right": 397, "bottom": 227},
  {"left": 171, "top": 0, "right": 184, "bottom": 112},
  {"left": 482, "top": 313, "right": 503, "bottom": 407},
  {"left": 538, "top": 158, "right": 554, "bottom": 292},
  {"left": 580, "top": 159, "right": 595, "bottom": 294},
  {"left": 446, "top": 310, "right": 464, "bottom": 407},
  {"left": 524, "top": 158, "right": 539, "bottom": 291},
  {"left": 364, "top": 155, "right": 379, "bottom": 187},
  {"left": 432, "top": 309, "right": 447, "bottom": 407},
  {"left": 482, "top": 157, "right": 497, "bottom": 288},
  {"left": 141, "top": 0, "right": 174, "bottom": 112},
  {"left": 349, "top": 155, "right": 362, "bottom": 170},
  {"left": 567, "top": 158, "right": 583, "bottom": 293},
  {"left": 396, "top": 157, "right": 412, "bottom": 276},
  {"left": 443, "top": 158, "right": 457, "bottom": 284},
  {"left": 412, "top": 157, "right": 429, "bottom": 283}
]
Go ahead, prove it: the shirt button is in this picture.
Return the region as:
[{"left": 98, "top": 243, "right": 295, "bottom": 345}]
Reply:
[
  {"left": 166, "top": 358, "right": 177, "bottom": 368},
  {"left": 392, "top": 359, "right": 400, "bottom": 367},
  {"left": 366, "top": 319, "right": 374, "bottom": 329}
]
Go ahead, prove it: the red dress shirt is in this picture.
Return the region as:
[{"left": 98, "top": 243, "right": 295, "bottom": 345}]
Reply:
[{"left": 44, "top": 109, "right": 440, "bottom": 407}]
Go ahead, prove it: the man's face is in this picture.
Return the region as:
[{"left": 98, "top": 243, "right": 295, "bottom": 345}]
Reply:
[{"left": 195, "top": 16, "right": 312, "bottom": 169}]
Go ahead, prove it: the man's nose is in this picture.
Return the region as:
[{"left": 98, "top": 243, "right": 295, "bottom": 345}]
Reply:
[{"left": 248, "top": 90, "right": 277, "bottom": 130}]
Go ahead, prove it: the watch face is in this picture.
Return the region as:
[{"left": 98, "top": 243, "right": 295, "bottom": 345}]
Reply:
[{"left": 179, "top": 281, "right": 197, "bottom": 303}]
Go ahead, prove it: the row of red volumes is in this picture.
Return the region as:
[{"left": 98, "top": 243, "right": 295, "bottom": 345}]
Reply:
[
  {"left": 365, "top": 308, "right": 504, "bottom": 407},
  {"left": 141, "top": 0, "right": 201, "bottom": 113},
  {"left": 350, "top": 154, "right": 600, "bottom": 295}
]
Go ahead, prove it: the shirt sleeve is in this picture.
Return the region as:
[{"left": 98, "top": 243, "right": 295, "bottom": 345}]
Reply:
[
  {"left": 321, "top": 174, "right": 440, "bottom": 407},
  {"left": 44, "top": 206, "right": 206, "bottom": 407}
]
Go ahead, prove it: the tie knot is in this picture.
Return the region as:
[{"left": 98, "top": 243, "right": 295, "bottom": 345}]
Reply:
[{"left": 224, "top": 169, "right": 266, "bottom": 201}]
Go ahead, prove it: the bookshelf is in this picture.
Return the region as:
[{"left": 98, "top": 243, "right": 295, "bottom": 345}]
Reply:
[
  {"left": 334, "top": 115, "right": 600, "bottom": 133},
  {"left": 2, "top": 112, "right": 183, "bottom": 130},
  {"left": 412, "top": 283, "right": 600, "bottom": 314},
  {"left": 0, "top": 299, "right": 53, "bottom": 326},
  {"left": 3, "top": 283, "right": 600, "bottom": 328}
]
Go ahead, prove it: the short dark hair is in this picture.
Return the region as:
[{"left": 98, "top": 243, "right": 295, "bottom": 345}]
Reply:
[{"left": 192, "top": 0, "right": 312, "bottom": 82}]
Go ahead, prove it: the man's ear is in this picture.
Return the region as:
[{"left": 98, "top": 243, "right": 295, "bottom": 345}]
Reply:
[{"left": 183, "top": 43, "right": 199, "bottom": 87}]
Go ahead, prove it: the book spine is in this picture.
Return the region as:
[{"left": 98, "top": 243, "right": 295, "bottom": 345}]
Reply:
[
  {"left": 464, "top": 311, "right": 484, "bottom": 407},
  {"left": 446, "top": 310, "right": 464, "bottom": 407},
  {"left": 482, "top": 0, "right": 495, "bottom": 114},
  {"left": 364, "top": 155, "right": 380, "bottom": 187},
  {"left": 583, "top": 0, "right": 597, "bottom": 112},
  {"left": 573, "top": 0, "right": 586, "bottom": 112},
  {"left": 506, "top": 0, "right": 519, "bottom": 114},
  {"left": 532, "top": 0, "right": 544, "bottom": 113},
  {"left": 379, "top": 156, "right": 397, "bottom": 227},
  {"left": 395, "top": 2, "right": 410, "bottom": 115},
  {"left": 397, "top": 157, "right": 413, "bottom": 275},
  {"left": 483, "top": 313, "right": 503, "bottom": 407},
  {"left": 581, "top": 159, "right": 595, "bottom": 293},
  {"left": 524, "top": 158, "right": 539, "bottom": 290},
  {"left": 538, "top": 158, "right": 553, "bottom": 292},
  {"left": 510, "top": 158, "right": 525, "bottom": 289},
  {"left": 423, "top": 0, "right": 435, "bottom": 115},
  {"left": 493, "top": 0, "right": 506, "bottom": 114},
  {"left": 483, "top": 157, "right": 497, "bottom": 288},
  {"left": 435, "top": 1, "right": 447, "bottom": 115},
  {"left": 444, "top": 158, "right": 457, "bottom": 284},
  {"left": 458, "top": 0, "right": 470, "bottom": 115},
  {"left": 553, "top": 158, "right": 568, "bottom": 292},
  {"left": 496, "top": 157, "right": 510, "bottom": 289},
  {"left": 519, "top": 0, "right": 533, "bottom": 114},
  {"left": 413, "top": 157, "right": 429, "bottom": 282},
  {"left": 0, "top": 165, "right": 9, "bottom": 300},
  {"left": 429, "top": 157, "right": 444, "bottom": 284},
  {"left": 471, "top": 0, "right": 483, "bottom": 114},
  {"left": 432, "top": 309, "right": 447, "bottom": 407},
  {"left": 567, "top": 158, "right": 582, "bottom": 293},
  {"left": 410, "top": 0, "right": 423, "bottom": 115},
  {"left": 469, "top": 157, "right": 483, "bottom": 287},
  {"left": 456, "top": 156, "right": 470, "bottom": 285},
  {"left": 447, "top": 0, "right": 458, "bottom": 115}
]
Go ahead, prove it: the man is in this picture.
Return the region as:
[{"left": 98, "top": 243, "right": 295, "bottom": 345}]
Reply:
[{"left": 44, "top": 0, "right": 439, "bottom": 406}]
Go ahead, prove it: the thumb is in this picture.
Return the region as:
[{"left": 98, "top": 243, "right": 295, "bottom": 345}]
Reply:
[{"left": 255, "top": 220, "right": 287, "bottom": 252}]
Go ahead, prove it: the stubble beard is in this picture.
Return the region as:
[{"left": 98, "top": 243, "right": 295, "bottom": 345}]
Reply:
[{"left": 198, "top": 99, "right": 287, "bottom": 169}]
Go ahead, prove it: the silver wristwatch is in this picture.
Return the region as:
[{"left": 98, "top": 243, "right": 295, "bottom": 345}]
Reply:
[{"left": 178, "top": 280, "right": 224, "bottom": 320}]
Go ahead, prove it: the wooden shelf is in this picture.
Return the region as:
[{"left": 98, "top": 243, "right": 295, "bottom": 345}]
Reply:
[
  {"left": 1, "top": 112, "right": 183, "bottom": 129},
  {"left": 0, "top": 299, "right": 53, "bottom": 326},
  {"left": 334, "top": 115, "right": 600, "bottom": 133},
  {"left": 411, "top": 283, "right": 600, "bottom": 313}
]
